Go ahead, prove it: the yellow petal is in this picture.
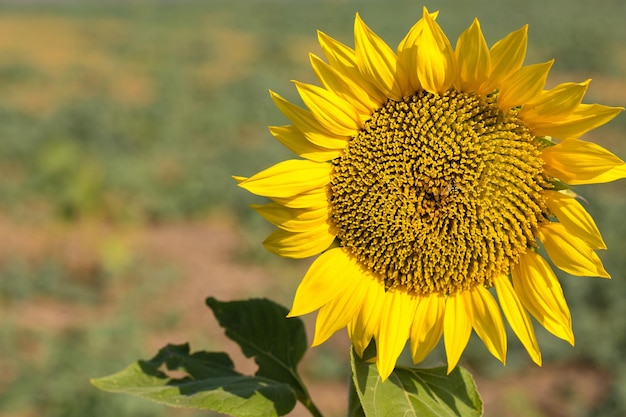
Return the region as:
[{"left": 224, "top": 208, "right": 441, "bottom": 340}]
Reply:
[
  {"left": 541, "top": 138, "right": 626, "bottom": 185},
  {"left": 498, "top": 60, "right": 554, "bottom": 110},
  {"left": 479, "top": 25, "right": 527, "bottom": 95},
  {"left": 531, "top": 103, "right": 623, "bottom": 140},
  {"left": 512, "top": 251, "right": 574, "bottom": 344},
  {"left": 270, "top": 91, "right": 349, "bottom": 149},
  {"left": 396, "top": 10, "right": 440, "bottom": 92},
  {"left": 289, "top": 247, "right": 357, "bottom": 317},
  {"left": 317, "top": 30, "right": 387, "bottom": 105},
  {"left": 376, "top": 290, "right": 418, "bottom": 381},
  {"left": 444, "top": 291, "right": 472, "bottom": 374},
  {"left": 410, "top": 292, "right": 445, "bottom": 365},
  {"left": 591, "top": 164, "right": 626, "bottom": 183},
  {"left": 494, "top": 275, "right": 542, "bottom": 365},
  {"left": 271, "top": 188, "right": 329, "bottom": 209},
  {"left": 519, "top": 80, "right": 590, "bottom": 123},
  {"left": 251, "top": 202, "right": 329, "bottom": 233},
  {"left": 318, "top": 30, "right": 357, "bottom": 69},
  {"left": 397, "top": 9, "right": 438, "bottom": 52},
  {"left": 294, "top": 81, "right": 361, "bottom": 136},
  {"left": 348, "top": 278, "right": 386, "bottom": 357},
  {"left": 231, "top": 175, "right": 247, "bottom": 184},
  {"left": 469, "top": 285, "right": 507, "bottom": 364},
  {"left": 354, "top": 13, "right": 407, "bottom": 100},
  {"left": 417, "top": 7, "right": 457, "bottom": 94},
  {"left": 539, "top": 223, "right": 610, "bottom": 278},
  {"left": 544, "top": 190, "right": 606, "bottom": 249},
  {"left": 238, "top": 159, "right": 331, "bottom": 198},
  {"left": 313, "top": 265, "right": 370, "bottom": 345},
  {"left": 396, "top": 16, "right": 425, "bottom": 92},
  {"left": 309, "top": 53, "right": 379, "bottom": 117},
  {"left": 269, "top": 125, "right": 341, "bottom": 162},
  {"left": 455, "top": 18, "right": 491, "bottom": 93},
  {"left": 263, "top": 225, "right": 335, "bottom": 259}
]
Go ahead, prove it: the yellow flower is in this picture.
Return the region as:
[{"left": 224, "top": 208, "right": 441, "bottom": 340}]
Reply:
[{"left": 237, "top": 8, "right": 624, "bottom": 380}]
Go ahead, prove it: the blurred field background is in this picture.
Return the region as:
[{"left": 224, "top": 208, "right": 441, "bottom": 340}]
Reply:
[{"left": 0, "top": 1, "right": 624, "bottom": 416}]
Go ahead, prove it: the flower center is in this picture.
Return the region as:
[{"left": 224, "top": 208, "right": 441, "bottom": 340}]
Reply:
[{"left": 328, "top": 90, "right": 550, "bottom": 296}]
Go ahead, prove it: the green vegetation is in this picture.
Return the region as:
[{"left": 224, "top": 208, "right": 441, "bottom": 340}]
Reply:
[{"left": 0, "top": 1, "right": 625, "bottom": 416}]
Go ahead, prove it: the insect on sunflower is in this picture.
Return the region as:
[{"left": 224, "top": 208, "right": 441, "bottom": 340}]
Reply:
[{"left": 237, "top": 8, "right": 624, "bottom": 380}]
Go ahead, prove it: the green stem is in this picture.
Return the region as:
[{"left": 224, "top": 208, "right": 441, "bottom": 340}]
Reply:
[
  {"left": 291, "top": 372, "right": 324, "bottom": 417},
  {"left": 298, "top": 392, "right": 324, "bottom": 417}
]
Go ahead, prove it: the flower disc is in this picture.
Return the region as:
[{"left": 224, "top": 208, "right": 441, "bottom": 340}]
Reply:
[{"left": 329, "top": 90, "right": 550, "bottom": 295}]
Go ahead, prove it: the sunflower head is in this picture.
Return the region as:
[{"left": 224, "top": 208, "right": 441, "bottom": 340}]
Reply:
[{"left": 238, "top": 8, "right": 624, "bottom": 380}]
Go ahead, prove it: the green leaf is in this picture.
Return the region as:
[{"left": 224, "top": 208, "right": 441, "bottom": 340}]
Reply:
[
  {"left": 206, "top": 297, "right": 308, "bottom": 396},
  {"left": 351, "top": 349, "right": 483, "bottom": 417},
  {"left": 92, "top": 298, "right": 320, "bottom": 417},
  {"left": 91, "top": 343, "right": 297, "bottom": 417}
]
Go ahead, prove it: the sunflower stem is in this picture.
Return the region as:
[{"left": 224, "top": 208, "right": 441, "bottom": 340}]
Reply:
[
  {"left": 299, "top": 394, "right": 324, "bottom": 417},
  {"left": 292, "top": 373, "right": 324, "bottom": 417}
]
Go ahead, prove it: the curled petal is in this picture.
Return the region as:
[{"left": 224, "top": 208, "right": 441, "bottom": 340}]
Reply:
[
  {"left": 544, "top": 190, "right": 605, "bottom": 249},
  {"left": 269, "top": 125, "right": 341, "bottom": 162},
  {"left": 469, "top": 285, "right": 507, "bottom": 364},
  {"left": 376, "top": 290, "right": 418, "bottom": 381},
  {"left": 270, "top": 91, "right": 349, "bottom": 149},
  {"left": 591, "top": 164, "right": 626, "bottom": 183},
  {"left": 354, "top": 13, "right": 407, "bottom": 100},
  {"left": 444, "top": 291, "right": 472, "bottom": 373},
  {"left": 313, "top": 266, "right": 370, "bottom": 346},
  {"left": 271, "top": 188, "right": 328, "bottom": 209},
  {"left": 289, "top": 247, "right": 357, "bottom": 317},
  {"left": 294, "top": 81, "right": 361, "bottom": 136},
  {"left": 317, "top": 30, "right": 358, "bottom": 70},
  {"left": 317, "top": 30, "right": 387, "bottom": 105},
  {"left": 348, "top": 278, "right": 386, "bottom": 357},
  {"left": 251, "top": 202, "right": 328, "bottom": 233},
  {"left": 519, "top": 80, "right": 590, "bottom": 123},
  {"left": 512, "top": 251, "right": 574, "bottom": 344},
  {"left": 479, "top": 25, "right": 527, "bottom": 94},
  {"left": 542, "top": 138, "right": 626, "bottom": 185},
  {"left": 238, "top": 159, "right": 331, "bottom": 198},
  {"left": 309, "top": 53, "right": 379, "bottom": 118},
  {"left": 494, "top": 275, "right": 541, "bottom": 365},
  {"left": 531, "top": 103, "right": 623, "bottom": 140},
  {"left": 498, "top": 60, "right": 554, "bottom": 110},
  {"left": 263, "top": 225, "right": 335, "bottom": 259},
  {"left": 410, "top": 292, "right": 445, "bottom": 365},
  {"left": 397, "top": 13, "right": 431, "bottom": 92},
  {"left": 455, "top": 18, "right": 491, "bottom": 93},
  {"left": 539, "top": 223, "right": 610, "bottom": 278},
  {"left": 417, "top": 7, "right": 457, "bottom": 94},
  {"left": 231, "top": 175, "right": 247, "bottom": 184}
]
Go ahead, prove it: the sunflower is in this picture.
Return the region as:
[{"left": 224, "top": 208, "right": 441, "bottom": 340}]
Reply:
[{"left": 237, "top": 8, "right": 624, "bottom": 380}]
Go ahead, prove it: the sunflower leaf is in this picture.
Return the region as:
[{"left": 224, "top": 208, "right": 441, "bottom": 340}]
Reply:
[
  {"left": 91, "top": 343, "right": 297, "bottom": 417},
  {"left": 351, "top": 349, "right": 483, "bottom": 417},
  {"left": 205, "top": 297, "right": 310, "bottom": 401}
]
